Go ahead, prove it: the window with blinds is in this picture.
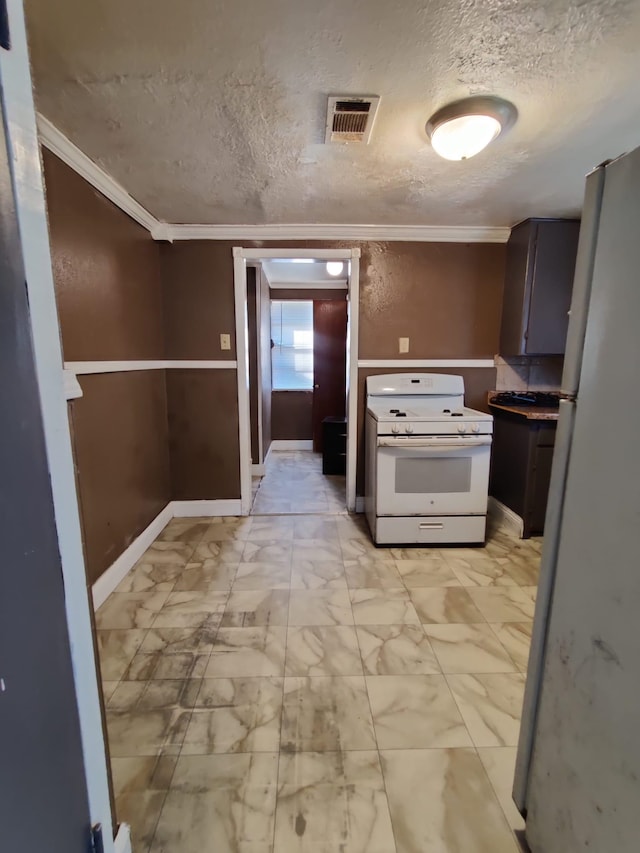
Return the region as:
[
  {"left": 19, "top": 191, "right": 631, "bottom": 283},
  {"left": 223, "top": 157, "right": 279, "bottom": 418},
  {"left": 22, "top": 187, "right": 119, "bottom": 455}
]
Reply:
[{"left": 270, "top": 300, "right": 313, "bottom": 390}]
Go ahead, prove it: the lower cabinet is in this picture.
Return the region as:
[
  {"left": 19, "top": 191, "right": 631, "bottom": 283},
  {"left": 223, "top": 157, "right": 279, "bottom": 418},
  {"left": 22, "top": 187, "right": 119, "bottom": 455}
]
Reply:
[
  {"left": 322, "top": 416, "right": 347, "bottom": 475},
  {"left": 489, "top": 410, "right": 557, "bottom": 537}
]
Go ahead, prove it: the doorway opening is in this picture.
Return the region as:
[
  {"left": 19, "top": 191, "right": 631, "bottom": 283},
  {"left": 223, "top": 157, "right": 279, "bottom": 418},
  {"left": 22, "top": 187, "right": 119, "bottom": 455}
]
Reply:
[
  {"left": 252, "top": 450, "right": 347, "bottom": 515},
  {"left": 233, "top": 248, "right": 360, "bottom": 515}
]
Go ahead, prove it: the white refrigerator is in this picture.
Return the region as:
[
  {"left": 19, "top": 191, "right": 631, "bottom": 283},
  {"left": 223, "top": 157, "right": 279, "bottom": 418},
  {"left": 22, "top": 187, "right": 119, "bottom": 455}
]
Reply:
[{"left": 513, "top": 146, "right": 640, "bottom": 852}]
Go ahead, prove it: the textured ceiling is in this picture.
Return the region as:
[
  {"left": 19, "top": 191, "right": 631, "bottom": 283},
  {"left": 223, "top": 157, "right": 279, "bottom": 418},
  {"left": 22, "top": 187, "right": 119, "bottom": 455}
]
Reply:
[
  {"left": 25, "top": 0, "right": 640, "bottom": 226},
  {"left": 263, "top": 260, "right": 348, "bottom": 286}
]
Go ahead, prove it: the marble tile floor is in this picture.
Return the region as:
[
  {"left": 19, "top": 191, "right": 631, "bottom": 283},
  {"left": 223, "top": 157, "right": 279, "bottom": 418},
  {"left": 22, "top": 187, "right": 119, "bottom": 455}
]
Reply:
[
  {"left": 98, "top": 510, "right": 541, "bottom": 852},
  {"left": 251, "top": 450, "right": 346, "bottom": 515}
]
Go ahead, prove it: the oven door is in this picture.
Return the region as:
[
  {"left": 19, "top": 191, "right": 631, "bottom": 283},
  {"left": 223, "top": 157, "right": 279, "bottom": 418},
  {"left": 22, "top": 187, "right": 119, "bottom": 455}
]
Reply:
[{"left": 376, "top": 436, "right": 491, "bottom": 516}]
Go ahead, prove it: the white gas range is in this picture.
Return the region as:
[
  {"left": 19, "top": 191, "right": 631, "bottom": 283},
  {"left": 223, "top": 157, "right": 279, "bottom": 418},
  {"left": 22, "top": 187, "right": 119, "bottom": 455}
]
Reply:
[{"left": 364, "top": 374, "right": 493, "bottom": 545}]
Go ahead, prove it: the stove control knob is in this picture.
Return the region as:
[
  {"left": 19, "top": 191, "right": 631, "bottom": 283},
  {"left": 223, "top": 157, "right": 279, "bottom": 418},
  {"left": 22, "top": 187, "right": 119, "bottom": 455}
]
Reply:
[
  {"left": 457, "top": 425, "right": 467, "bottom": 435},
  {"left": 471, "top": 423, "right": 480, "bottom": 433},
  {"left": 391, "top": 425, "right": 400, "bottom": 435},
  {"left": 405, "top": 425, "right": 414, "bottom": 434}
]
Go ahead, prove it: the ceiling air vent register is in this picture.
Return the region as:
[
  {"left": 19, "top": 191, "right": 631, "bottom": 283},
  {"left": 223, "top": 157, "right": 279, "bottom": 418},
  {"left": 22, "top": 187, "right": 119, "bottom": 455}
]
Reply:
[{"left": 325, "top": 96, "right": 380, "bottom": 144}]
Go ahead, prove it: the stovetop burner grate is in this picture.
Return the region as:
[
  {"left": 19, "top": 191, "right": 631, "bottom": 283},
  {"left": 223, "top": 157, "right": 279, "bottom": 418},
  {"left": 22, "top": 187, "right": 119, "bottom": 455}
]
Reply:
[{"left": 491, "top": 391, "right": 561, "bottom": 408}]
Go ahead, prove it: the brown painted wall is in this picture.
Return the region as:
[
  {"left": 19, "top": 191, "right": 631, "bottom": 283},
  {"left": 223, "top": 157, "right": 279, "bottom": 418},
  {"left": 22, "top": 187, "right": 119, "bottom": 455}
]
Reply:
[
  {"left": 172, "top": 242, "right": 504, "bottom": 363},
  {"left": 358, "top": 242, "right": 504, "bottom": 358},
  {"left": 69, "top": 372, "right": 170, "bottom": 584},
  {"left": 160, "top": 242, "right": 242, "bottom": 497},
  {"left": 43, "top": 150, "right": 164, "bottom": 361},
  {"left": 160, "top": 242, "right": 237, "bottom": 360},
  {"left": 157, "top": 239, "right": 505, "bottom": 497},
  {"left": 271, "top": 391, "right": 313, "bottom": 440},
  {"left": 166, "top": 370, "right": 240, "bottom": 500},
  {"left": 43, "top": 151, "right": 170, "bottom": 583}
]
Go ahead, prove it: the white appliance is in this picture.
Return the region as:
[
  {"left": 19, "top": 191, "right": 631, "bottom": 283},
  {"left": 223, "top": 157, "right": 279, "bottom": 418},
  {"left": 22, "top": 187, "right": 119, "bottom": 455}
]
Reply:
[
  {"left": 513, "top": 148, "right": 640, "bottom": 852},
  {"left": 364, "top": 373, "right": 493, "bottom": 544}
]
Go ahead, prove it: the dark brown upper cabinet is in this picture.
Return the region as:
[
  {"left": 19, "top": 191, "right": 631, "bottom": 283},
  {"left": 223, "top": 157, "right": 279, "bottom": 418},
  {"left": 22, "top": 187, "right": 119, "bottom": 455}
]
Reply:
[{"left": 499, "top": 218, "right": 580, "bottom": 356}]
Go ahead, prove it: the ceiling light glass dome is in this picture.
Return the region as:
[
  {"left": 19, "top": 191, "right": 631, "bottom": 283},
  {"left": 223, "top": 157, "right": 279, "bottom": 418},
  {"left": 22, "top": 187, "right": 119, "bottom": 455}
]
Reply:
[{"left": 426, "top": 96, "right": 517, "bottom": 161}]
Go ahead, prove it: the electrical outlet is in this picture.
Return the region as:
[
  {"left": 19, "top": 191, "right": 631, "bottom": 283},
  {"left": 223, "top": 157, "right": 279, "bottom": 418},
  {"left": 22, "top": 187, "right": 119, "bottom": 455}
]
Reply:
[
  {"left": 399, "top": 337, "right": 409, "bottom": 354},
  {"left": 220, "top": 333, "right": 231, "bottom": 351}
]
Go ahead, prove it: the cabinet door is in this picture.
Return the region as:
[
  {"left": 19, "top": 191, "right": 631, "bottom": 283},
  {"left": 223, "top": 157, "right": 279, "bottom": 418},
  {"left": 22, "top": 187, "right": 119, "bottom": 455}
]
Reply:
[
  {"left": 526, "top": 220, "right": 580, "bottom": 354},
  {"left": 489, "top": 415, "right": 530, "bottom": 518},
  {"left": 528, "top": 445, "right": 555, "bottom": 533},
  {"left": 499, "top": 222, "right": 533, "bottom": 355}
]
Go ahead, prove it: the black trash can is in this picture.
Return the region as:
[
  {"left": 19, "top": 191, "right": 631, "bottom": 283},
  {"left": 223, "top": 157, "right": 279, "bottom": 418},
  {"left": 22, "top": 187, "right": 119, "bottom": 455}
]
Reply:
[{"left": 322, "top": 416, "right": 347, "bottom": 475}]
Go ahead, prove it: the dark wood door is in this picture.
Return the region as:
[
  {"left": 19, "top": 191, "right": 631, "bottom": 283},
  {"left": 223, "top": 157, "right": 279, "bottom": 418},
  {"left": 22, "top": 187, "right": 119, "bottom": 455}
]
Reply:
[
  {"left": 247, "top": 266, "right": 260, "bottom": 464},
  {"left": 312, "top": 300, "right": 347, "bottom": 452},
  {"left": 0, "top": 85, "right": 93, "bottom": 851}
]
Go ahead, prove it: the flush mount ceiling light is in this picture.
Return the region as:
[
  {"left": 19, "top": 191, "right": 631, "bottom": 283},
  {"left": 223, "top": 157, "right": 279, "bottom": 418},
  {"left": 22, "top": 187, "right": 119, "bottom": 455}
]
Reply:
[
  {"left": 426, "top": 96, "right": 517, "bottom": 161},
  {"left": 326, "top": 261, "right": 344, "bottom": 276}
]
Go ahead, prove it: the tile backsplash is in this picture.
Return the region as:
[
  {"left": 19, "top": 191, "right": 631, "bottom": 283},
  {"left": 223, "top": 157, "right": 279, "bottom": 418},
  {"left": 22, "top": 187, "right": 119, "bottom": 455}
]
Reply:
[{"left": 495, "top": 356, "right": 564, "bottom": 391}]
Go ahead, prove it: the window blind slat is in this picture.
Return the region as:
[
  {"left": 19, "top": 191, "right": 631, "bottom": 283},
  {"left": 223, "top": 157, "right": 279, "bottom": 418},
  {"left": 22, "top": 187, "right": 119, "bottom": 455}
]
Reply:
[{"left": 271, "top": 300, "right": 313, "bottom": 390}]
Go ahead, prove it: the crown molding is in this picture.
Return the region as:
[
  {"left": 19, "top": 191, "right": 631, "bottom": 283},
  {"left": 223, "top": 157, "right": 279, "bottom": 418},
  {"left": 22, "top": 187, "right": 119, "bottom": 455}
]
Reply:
[
  {"left": 37, "top": 114, "right": 162, "bottom": 234},
  {"left": 162, "top": 223, "right": 510, "bottom": 243},
  {"left": 36, "top": 117, "right": 511, "bottom": 244}
]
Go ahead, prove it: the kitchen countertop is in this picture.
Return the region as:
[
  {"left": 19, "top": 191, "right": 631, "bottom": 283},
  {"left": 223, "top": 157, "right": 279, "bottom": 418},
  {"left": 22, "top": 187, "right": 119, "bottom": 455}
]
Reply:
[{"left": 488, "top": 393, "right": 560, "bottom": 421}]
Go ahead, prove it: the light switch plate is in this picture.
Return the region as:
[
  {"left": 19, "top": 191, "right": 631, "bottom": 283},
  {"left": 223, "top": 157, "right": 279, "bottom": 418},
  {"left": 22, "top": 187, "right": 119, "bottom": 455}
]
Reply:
[
  {"left": 399, "top": 337, "right": 409, "bottom": 354},
  {"left": 220, "top": 333, "right": 231, "bottom": 351}
]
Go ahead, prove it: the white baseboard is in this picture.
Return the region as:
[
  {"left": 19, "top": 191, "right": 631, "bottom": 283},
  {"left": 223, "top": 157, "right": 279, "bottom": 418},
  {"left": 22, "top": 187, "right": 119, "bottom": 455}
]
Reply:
[
  {"left": 92, "top": 499, "right": 243, "bottom": 607},
  {"left": 171, "top": 499, "right": 242, "bottom": 517},
  {"left": 355, "top": 497, "right": 365, "bottom": 513},
  {"left": 488, "top": 496, "right": 524, "bottom": 538},
  {"left": 92, "top": 504, "right": 173, "bottom": 609},
  {"left": 114, "top": 824, "right": 132, "bottom": 853},
  {"left": 252, "top": 463, "right": 266, "bottom": 476},
  {"left": 270, "top": 440, "right": 313, "bottom": 451}
]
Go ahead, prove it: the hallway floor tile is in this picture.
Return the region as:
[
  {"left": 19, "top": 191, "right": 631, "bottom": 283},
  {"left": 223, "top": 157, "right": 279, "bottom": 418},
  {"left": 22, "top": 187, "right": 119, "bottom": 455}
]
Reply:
[{"left": 96, "top": 452, "right": 540, "bottom": 852}]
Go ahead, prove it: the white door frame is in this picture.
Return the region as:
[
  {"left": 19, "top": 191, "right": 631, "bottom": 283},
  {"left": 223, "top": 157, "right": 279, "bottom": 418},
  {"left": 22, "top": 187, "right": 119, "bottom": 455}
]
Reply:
[
  {"left": 233, "top": 247, "right": 361, "bottom": 513},
  {"left": 245, "top": 262, "right": 264, "bottom": 473}
]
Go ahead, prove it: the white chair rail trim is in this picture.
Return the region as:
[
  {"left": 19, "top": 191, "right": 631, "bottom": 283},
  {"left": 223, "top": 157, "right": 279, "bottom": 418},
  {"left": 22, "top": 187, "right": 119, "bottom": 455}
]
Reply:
[
  {"left": 65, "top": 360, "right": 238, "bottom": 374},
  {"left": 358, "top": 359, "right": 496, "bottom": 368}
]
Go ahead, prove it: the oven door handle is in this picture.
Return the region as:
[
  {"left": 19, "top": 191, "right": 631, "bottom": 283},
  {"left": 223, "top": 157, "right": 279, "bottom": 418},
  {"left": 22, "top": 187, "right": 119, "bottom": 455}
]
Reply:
[{"left": 377, "top": 437, "right": 492, "bottom": 448}]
